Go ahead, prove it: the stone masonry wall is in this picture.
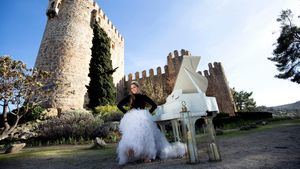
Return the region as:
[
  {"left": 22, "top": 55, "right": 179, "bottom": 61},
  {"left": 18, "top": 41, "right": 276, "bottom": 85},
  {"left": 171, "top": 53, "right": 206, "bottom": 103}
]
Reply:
[
  {"left": 35, "top": 0, "right": 124, "bottom": 110},
  {"left": 200, "top": 62, "right": 237, "bottom": 116},
  {"left": 117, "top": 49, "right": 236, "bottom": 116},
  {"left": 116, "top": 49, "right": 191, "bottom": 105}
]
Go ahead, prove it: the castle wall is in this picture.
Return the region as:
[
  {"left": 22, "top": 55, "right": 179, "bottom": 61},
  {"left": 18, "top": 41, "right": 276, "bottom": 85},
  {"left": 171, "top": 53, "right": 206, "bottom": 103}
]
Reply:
[
  {"left": 117, "top": 49, "right": 236, "bottom": 116},
  {"left": 35, "top": 0, "right": 124, "bottom": 110},
  {"left": 116, "top": 49, "right": 190, "bottom": 104},
  {"left": 201, "top": 62, "right": 237, "bottom": 116},
  {"left": 35, "top": 0, "right": 235, "bottom": 114}
]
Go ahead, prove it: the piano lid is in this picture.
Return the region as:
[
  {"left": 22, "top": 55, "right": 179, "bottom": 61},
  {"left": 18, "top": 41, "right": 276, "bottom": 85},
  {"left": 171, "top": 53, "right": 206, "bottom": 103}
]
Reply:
[{"left": 173, "top": 56, "right": 208, "bottom": 94}]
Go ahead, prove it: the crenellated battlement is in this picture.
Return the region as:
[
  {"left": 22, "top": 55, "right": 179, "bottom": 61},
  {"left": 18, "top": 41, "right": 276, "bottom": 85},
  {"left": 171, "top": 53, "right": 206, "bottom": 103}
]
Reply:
[
  {"left": 117, "top": 49, "right": 192, "bottom": 104},
  {"left": 39, "top": 0, "right": 233, "bottom": 114},
  {"left": 117, "top": 50, "right": 236, "bottom": 115},
  {"left": 167, "top": 49, "right": 191, "bottom": 60},
  {"left": 47, "top": 0, "right": 124, "bottom": 42},
  {"left": 90, "top": 0, "right": 124, "bottom": 42},
  {"left": 202, "top": 62, "right": 236, "bottom": 116},
  {"left": 36, "top": 0, "right": 125, "bottom": 110},
  {"left": 126, "top": 66, "right": 166, "bottom": 81},
  {"left": 123, "top": 49, "right": 189, "bottom": 82},
  {"left": 200, "top": 62, "right": 223, "bottom": 77}
]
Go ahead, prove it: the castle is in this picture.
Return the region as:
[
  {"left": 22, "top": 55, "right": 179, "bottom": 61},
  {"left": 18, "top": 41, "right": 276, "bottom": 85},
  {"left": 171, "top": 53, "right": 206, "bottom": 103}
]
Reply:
[
  {"left": 34, "top": 0, "right": 124, "bottom": 110},
  {"left": 35, "top": 0, "right": 236, "bottom": 116},
  {"left": 117, "top": 49, "right": 236, "bottom": 116}
]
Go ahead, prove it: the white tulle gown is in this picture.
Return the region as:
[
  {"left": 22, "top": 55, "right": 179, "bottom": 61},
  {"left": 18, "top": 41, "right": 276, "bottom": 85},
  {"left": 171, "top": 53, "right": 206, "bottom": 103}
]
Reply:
[{"left": 117, "top": 108, "right": 186, "bottom": 165}]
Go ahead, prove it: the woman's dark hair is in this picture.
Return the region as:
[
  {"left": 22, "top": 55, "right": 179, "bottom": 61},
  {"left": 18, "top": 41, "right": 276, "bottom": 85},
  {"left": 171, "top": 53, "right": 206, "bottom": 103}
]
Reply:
[{"left": 129, "top": 81, "right": 140, "bottom": 107}]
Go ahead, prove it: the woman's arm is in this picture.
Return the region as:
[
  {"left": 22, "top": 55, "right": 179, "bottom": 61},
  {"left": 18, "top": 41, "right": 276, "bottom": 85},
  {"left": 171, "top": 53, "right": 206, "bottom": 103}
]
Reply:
[
  {"left": 143, "top": 95, "right": 157, "bottom": 113},
  {"left": 117, "top": 95, "right": 130, "bottom": 114}
]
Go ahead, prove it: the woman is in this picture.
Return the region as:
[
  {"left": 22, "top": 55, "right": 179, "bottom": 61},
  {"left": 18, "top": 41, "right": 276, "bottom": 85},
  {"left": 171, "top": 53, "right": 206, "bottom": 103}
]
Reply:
[{"left": 117, "top": 81, "right": 186, "bottom": 165}]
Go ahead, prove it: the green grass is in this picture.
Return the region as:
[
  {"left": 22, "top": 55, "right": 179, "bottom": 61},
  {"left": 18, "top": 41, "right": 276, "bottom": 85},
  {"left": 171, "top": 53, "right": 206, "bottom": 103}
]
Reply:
[
  {"left": 218, "top": 118, "right": 300, "bottom": 138},
  {"left": 1, "top": 118, "right": 299, "bottom": 161},
  {"left": 0, "top": 143, "right": 116, "bottom": 160}
]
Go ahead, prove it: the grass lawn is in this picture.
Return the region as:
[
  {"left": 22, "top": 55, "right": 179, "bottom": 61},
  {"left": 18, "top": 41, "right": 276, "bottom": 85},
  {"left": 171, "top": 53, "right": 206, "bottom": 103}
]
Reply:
[
  {"left": 0, "top": 118, "right": 299, "bottom": 163},
  {"left": 0, "top": 143, "right": 117, "bottom": 161},
  {"left": 218, "top": 118, "right": 300, "bottom": 138}
]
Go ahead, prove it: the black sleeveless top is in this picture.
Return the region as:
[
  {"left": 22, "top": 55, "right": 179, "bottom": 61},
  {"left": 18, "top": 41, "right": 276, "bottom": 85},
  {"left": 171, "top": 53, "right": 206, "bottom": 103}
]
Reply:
[{"left": 117, "top": 93, "right": 157, "bottom": 114}]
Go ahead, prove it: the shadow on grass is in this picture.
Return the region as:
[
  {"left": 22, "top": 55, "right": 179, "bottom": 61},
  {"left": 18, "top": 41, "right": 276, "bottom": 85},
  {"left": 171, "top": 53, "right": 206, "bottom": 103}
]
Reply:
[{"left": 0, "top": 143, "right": 117, "bottom": 160}]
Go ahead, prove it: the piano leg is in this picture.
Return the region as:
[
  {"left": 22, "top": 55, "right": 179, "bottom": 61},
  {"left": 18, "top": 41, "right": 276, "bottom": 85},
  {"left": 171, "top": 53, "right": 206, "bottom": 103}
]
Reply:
[
  {"left": 204, "top": 116, "right": 222, "bottom": 162},
  {"left": 157, "top": 120, "right": 182, "bottom": 142},
  {"left": 171, "top": 120, "right": 181, "bottom": 142},
  {"left": 181, "top": 112, "right": 201, "bottom": 163},
  {"left": 157, "top": 122, "right": 167, "bottom": 136}
]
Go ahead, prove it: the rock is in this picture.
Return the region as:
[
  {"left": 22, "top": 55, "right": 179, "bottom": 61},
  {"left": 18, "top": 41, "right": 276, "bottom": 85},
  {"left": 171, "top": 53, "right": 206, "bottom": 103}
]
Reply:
[
  {"left": 261, "top": 121, "right": 268, "bottom": 125},
  {"left": 5, "top": 143, "right": 26, "bottom": 154},
  {"left": 94, "top": 137, "right": 107, "bottom": 148}
]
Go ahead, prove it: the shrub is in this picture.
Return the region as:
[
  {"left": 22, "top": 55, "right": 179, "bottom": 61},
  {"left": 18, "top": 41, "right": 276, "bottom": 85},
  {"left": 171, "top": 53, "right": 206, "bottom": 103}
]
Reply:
[
  {"left": 94, "top": 105, "right": 124, "bottom": 122},
  {"left": 37, "top": 110, "right": 106, "bottom": 142},
  {"left": 237, "top": 111, "right": 272, "bottom": 120},
  {"left": 104, "top": 131, "right": 121, "bottom": 143},
  {"left": 27, "top": 106, "right": 46, "bottom": 120},
  {"left": 213, "top": 111, "right": 273, "bottom": 129}
]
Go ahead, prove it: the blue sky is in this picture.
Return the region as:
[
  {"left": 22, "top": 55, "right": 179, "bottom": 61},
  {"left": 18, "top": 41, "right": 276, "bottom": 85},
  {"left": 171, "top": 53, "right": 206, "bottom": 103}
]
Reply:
[{"left": 0, "top": 0, "right": 299, "bottom": 107}]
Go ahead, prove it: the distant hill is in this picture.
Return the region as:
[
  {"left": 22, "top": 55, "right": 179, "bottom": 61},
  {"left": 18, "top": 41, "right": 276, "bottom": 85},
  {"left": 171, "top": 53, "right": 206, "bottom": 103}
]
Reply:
[
  {"left": 251, "top": 101, "right": 300, "bottom": 118},
  {"left": 269, "top": 101, "right": 300, "bottom": 111}
]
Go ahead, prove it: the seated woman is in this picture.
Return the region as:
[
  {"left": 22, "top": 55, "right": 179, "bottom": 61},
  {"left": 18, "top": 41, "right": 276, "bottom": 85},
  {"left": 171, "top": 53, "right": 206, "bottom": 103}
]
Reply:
[{"left": 117, "top": 81, "right": 186, "bottom": 165}]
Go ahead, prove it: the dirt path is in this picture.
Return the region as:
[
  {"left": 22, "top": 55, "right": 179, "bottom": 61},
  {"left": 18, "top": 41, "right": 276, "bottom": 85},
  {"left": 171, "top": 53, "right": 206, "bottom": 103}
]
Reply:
[{"left": 1, "top": 123, "right": 299, "bottom": 169}]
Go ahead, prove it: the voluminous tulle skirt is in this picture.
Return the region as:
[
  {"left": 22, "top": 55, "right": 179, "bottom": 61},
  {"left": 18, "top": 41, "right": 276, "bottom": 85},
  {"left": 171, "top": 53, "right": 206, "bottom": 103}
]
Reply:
[{"left": 117, "top": 108, "right": 186, "bottom": 165}]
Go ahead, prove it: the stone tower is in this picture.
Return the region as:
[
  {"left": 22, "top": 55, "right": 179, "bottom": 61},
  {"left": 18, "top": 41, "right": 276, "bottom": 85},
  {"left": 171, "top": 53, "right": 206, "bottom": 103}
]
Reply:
[
  {"left": 201, "top": 62, "right": 236, "bottom": 116},
  {"left": 35, "top": 0, "right": 124, "bottom": 110}
]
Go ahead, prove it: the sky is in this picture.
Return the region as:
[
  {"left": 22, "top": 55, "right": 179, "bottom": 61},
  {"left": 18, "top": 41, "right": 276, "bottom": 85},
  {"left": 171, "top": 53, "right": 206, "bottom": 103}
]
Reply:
[{"left": 0, "top": 0, "right": 299, "bottom": 107}]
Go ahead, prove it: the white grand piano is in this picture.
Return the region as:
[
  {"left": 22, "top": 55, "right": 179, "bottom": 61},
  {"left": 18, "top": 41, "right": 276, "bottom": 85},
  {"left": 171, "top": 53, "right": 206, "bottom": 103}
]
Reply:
[{"left": 152, "top": 55, "right": 219, "bottom": 142}]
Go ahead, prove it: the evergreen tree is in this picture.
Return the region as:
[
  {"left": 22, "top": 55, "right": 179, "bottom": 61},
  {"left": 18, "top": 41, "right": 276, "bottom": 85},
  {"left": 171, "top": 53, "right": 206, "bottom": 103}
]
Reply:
[
  {"left": 86, "top": 22, "right": 117, "bottom": 109},
  {"left": 269, "top": 9, "right": 300, "bottom": 84},
  {"left": 232, "top": 88, "right": 256, "bottom": 112}
]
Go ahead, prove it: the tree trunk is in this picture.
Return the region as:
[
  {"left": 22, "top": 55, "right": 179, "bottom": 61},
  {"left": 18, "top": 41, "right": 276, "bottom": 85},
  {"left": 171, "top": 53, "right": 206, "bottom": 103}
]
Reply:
[
  {"left": 0, "top": 99, "right": 20, "bottom": 141},
  {"left": 0, "top": 99, "right": 10, "bottom": 140}
]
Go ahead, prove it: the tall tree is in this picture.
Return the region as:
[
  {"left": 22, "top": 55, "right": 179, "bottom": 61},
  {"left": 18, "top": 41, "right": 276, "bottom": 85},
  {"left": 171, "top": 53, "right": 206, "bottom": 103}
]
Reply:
[
  {"left": 232, "top": 88, "right": 256, "bottom": 112},
  {"left": 86, "top": 23, "right": 117, "bottom": 109},
  {"left": 0, "top": 55, "right": 51, "bottom": 140},
  {"left": 268, "top": 9, "right": 300, "bottom": 84}
]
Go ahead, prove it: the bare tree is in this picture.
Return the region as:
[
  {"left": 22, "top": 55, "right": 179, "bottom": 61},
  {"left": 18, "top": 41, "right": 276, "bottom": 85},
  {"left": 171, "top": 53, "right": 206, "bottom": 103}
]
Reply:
[{"left": 0, "top": 55, "right": 52, "bottom": 140}]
